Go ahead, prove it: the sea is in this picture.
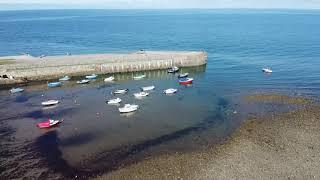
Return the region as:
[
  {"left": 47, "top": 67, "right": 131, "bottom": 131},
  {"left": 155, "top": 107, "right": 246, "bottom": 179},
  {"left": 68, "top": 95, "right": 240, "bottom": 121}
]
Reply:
[{"left": 0, "top": 9, "right": 320, "bottom": 179}]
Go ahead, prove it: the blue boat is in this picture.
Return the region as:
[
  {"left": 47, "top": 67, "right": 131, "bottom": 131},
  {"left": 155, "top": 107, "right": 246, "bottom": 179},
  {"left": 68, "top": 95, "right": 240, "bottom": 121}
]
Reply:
[
  {"left": 85, "top": 74, "right": 97, "bottom": 79},
  {"left": 10, "top": 87, "right": 24, "bottom": 93},
  {"left": 48, "top": 82, "right": 62, "bottom": 88}
]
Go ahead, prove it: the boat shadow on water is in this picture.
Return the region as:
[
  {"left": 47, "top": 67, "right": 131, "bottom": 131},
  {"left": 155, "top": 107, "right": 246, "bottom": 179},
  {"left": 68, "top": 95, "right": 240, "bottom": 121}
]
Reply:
[
  {"left": 0, "top": 96, "right": 233, "bottom": 179},
  {"left": 11, "top": 98, "right": 231, "bottom": 179}
]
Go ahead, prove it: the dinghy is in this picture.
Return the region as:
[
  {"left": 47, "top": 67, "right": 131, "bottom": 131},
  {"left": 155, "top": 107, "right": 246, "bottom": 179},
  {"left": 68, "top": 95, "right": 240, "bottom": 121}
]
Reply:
[
  {"left": 37, "top": 119, "right": 63, "bottom": 129},
  {"left": 262, "top": 68, "right": 273, "bottom": 73},
  {"left": 104, "top": 76, "right": 115, "bottom": 82},
  {"left": 59, "top": 76, "right": 70, "bottom": 81},
  {"left": 107, "top": 98, "right": 122, "bottom": 104},
  {"left": 179, "top": 78, "right": 193, "bottom": 85},
  {"left": 163, "top": 88, "right": 178, "bottom": 94},
  {"left": 168, "top": 66, "right": 179, "bottom": 73},
  {"left": 41, "top": 100, "right": 59, "bottom": 106},
  {"left": 141, "top": 85, "right": 155, "bottom": 91},
  {"left": 178, "top": 73, "right": 189, "bottom": 78},
  {"left": 10, "top": 87, "right": 24, "bottom": 93},
  {"left": 119, "top": 104, "right": 139, "bottom": 113},
  {"left": 48, "top": 82, "right": 62, "bottom": 88},
  {"left": 113, "top": 89, "right": 129, "bottom": 94},
  {"left": 134, "top": 92, "right": 149, "bottom": 98},
  {"left": 86, "top": 74, "right": 97, "bottom": 79},
  {"left": 77, "top": 79, "right": 90, "bottom": 84},
  {"left": 133, "top": 74, "right": 146, "bottom": 80}
]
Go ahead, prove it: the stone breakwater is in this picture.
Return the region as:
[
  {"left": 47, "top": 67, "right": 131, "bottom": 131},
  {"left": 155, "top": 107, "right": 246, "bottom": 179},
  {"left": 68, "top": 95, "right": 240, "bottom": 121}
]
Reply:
[{"left": 0, "top": 51, "right": 207, "bottom": 85}]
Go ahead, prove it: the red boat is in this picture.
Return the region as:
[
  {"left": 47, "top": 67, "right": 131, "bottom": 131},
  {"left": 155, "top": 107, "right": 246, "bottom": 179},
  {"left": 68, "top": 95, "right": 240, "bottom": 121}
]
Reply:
[
  {"left": 179, "top": 78, "right": 193, "bottom": 85},
  {"left": 37, "top": 119, "right": 63, "bottom": 129}
]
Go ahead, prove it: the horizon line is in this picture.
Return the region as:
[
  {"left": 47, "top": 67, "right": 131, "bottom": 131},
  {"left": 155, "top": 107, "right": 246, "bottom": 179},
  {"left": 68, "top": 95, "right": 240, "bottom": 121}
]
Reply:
[{"left": 1, "top": 7, "right": 320, "bottom": 12}]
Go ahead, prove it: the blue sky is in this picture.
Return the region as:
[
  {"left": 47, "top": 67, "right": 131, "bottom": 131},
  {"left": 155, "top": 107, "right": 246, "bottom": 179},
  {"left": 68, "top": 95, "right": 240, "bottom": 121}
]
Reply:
[{"left": 1, "top": 0, "right": 320, "bottom": 10}]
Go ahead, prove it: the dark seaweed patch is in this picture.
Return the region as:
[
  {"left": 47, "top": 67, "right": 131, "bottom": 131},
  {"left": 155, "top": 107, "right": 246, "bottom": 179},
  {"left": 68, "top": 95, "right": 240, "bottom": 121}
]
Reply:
[
  {"left": 60, "top": 132, "right": 97, "bottom": 146},
  {"left": 1, "top": 97, "right": 230, "bottom": 179}
]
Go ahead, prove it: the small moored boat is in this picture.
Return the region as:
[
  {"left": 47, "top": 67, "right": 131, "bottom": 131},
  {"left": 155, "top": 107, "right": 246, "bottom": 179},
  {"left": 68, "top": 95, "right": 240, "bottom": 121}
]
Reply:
[
  {"left": 179, "top": 78, "right": 193, "bottom": 85},
  {"left": 59, "top": 76, "right": 70, "bottom": 81},
  {"left": 104, "top": 76, "right": 115, "bottom": 82},
  {"left": 107, "top": 98, "right": 122, "bottom": 104},
  {"left": 77, "top": 79, "right": 90, "bottom": 84},
  {"left": 37, "top": 119, "right": 63, "bottom": 129},
  {"left": 163, "top": 88, "right": 178, "bottom": 94},
  {"left": 262, "top": 68, "right": 273, "bottom": 73},
  {"left": 41, "top": 100, "right": 59, "bottom": 106},
  {"left": 178, "top": 73, "right": 189, "bottom": 78},
  {"left": 141, "top": 85, "right": 155, "bottom": 91},
  {"left": 133, "top": 74, "right": 146, "bottom": 80},
  {"left": 48, "top": 82, "right": 62, "bottom": 88},
  {"left": 113, "top": 89, "right": 129, "bottom": 94},
  {"left": 86, "top": 74, "right": 98, "bottom": 79},
  {"left": 168, "top": 66, "right": 179, "bottom": 73},
  {"left": 134, "top": 92, "right": 149, "bottom": 98},
  {"left": 10, "top": 87, "right": 24, "bottom": 93},
  {"left": 119, "top": 104, "right": 139, "bottom": 113}
]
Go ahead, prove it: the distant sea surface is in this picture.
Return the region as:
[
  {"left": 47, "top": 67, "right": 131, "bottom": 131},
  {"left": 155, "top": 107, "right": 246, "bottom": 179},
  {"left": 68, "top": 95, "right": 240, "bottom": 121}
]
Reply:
[{"left": 0, "top": 9, "right": 320, "bottom": 179}]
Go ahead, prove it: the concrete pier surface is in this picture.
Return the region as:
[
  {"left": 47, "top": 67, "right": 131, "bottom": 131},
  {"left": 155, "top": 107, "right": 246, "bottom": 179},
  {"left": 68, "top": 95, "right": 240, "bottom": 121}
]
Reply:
[{"left": 0, "top": 51, "right": 207, "bottom": 85}]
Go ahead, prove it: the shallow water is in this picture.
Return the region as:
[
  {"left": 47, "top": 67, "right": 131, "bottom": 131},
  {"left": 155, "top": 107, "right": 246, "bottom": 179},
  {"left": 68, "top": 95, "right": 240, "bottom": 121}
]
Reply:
[
  {"left": 1, "top": 9, "right": 320, "bottom": 179},
  {"left": 0, "top": 67, "right": 240, "bottom": 178}
]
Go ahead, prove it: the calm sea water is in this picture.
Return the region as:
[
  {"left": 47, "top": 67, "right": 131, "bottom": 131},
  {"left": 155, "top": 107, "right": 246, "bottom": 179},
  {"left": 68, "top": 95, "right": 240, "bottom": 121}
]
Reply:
[{"left": 1, "top": 9, "right": 320, "bottom": 179}]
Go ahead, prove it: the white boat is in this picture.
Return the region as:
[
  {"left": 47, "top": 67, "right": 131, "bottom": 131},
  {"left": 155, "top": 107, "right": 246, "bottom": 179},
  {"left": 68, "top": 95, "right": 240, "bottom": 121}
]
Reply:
[
  {"left": 163, "top": 88, "right": 178, "bottom": 94},
  {"left": 107, "top": 98, "right": 122, "bottom": 104},
  {"left": 113, "top": 89, "right": 129, "bottom": 94},
  {"left": 41, "top": 100, "right": 59, "bottom": 106},
  {"left": 104, "top": 76, "right": 115, "bottom": 82},
  {"left": 119, "top": 104, "right": 139, "bottom": 113},
  {"left": 59, "top": 76, "right": 70, "bottom": 81},
  {"left": 133, "top": 74, "right": 146, "bottom": 80},
  {"left": 77, "top": 79, "right": 90, "bottom": 84},
  {"left": 10, "top": 87, "right": 24, "bottom": 93},
  {"left": 85, "top": 74, "right": 98, "bottom": 79},
  {"left": 168, "top": 66, "right": 179, "bottom": 73},
  {"left": 178, "top": 73, "right": 189, "bottom": 78},
  {"left": 134, "top": 92, "right": 149, "bottom": 98},
  {"left": 141, "top": 85, "right": 155, "bottom": 91},
  {"left": 262, "top": 68, "right": 273, "bottom": 73}
]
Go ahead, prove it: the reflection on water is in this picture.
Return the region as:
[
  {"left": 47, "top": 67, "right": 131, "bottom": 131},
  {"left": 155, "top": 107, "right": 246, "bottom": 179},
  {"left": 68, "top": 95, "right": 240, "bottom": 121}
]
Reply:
[{"left": 0, "top": 66, "right": 240, "bottom": 179}]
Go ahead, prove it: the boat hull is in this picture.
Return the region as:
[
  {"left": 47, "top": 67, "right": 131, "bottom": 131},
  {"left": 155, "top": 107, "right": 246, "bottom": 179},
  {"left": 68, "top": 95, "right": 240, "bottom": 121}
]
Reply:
[
  {"left": 113, "top": 89, "right": 129, "bottom": 94},
  {"left": 179, "top": 80, "right": 193, "bottom": 85},
  {"left": 59, "top": 76, "right": 70, "bottom": 81},
  {"left": 86, "top": 74, "right": 97, "bottom": 79},
  {"left": 48, "top": 82, "right": 62, "bottom": 87},
  {"left": 10, "top": 88, "right": 24, "bottom": 93},
  {"left": 168, "top": 67, "right": 179, "bottom": 73},
  {"left": 37, "top": 119, "right": 63, "bottom": 129},
  {"left": 77, "top": 80, "right": 90, "bottom": 84},
  {"left": 119, "top": 105, "right": 139, "bottom": 113},
  {"left": 104, "top": 77, "right": 115, "bottom": 82},
  {"left": 41, "top": 100, "right": 59, "bottom": 106},
  {"left": 178, "top": 73, "right": 189, "bottom": 78},
  {"left": 134, "top": 92, "right": 149, "bottom": 98},
  {"left": 141, "top": 86, "right": 155, "bottom": 91},
  {"left": 107, "top": 98, "right": 122, "bottom": 104},
  {"left": 164, "top": 89, "right": 178, "bottom": 94}
]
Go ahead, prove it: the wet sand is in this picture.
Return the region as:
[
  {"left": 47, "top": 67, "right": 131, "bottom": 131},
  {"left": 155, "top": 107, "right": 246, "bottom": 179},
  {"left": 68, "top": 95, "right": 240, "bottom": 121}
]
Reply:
[{"left": 97, "top": 93, "right": 320, "bottom": 179}]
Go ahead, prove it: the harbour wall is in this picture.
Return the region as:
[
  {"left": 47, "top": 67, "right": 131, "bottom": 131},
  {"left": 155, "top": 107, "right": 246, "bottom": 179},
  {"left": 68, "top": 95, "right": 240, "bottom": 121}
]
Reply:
[{"left": 0, "top": 51, "right": 207, "bottom": 85}]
